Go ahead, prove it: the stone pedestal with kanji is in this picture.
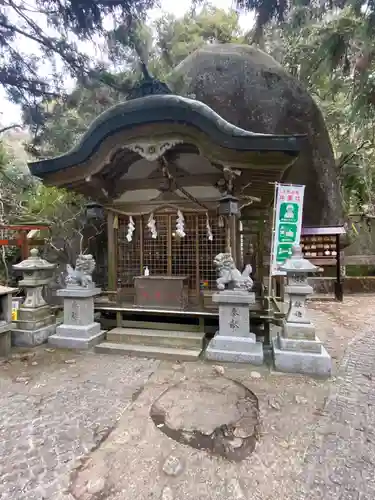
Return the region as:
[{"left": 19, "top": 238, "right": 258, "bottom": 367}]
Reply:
[
  {"left": 0, "top": 286, "right": 18, "bottom": 356},
  {"left": 272, "top": 246, "right": 332, "bottom": 377},
  {"left": 49, "top": 286, "right": 105, "bottom": 349},
  {"left": 48, "top": 254, "right": 105, "bottom": 349},
  {"left": 205, "top": 290, "right": 263, "bottom": 365},
  {"left": 11, "top": 249, "right": 56, "bottom": 346}
]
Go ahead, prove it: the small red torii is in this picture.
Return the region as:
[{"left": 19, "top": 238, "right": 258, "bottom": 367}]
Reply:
[{"left": 0, "top": 224, "right": 51, "bottom": 259}]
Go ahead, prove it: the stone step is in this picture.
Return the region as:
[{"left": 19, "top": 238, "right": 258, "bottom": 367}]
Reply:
[
  {"left": 106, "top": 327, "right": 204, "bottom": 349},
  {"left": 119, "top": 319, "right": 202, "bottom": 333},
  {"left": 95, "top": 342, "right": 202, "bottom": 361}
]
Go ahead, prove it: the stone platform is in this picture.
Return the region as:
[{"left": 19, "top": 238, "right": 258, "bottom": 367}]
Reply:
[
  {"left": 272, "top": 337, "right": 332, "bottom": 377},
  {"left": 206, "top": 334, "right": 264, "bottom": 364},
  {"left": 49, "top": 326, "right": 106, "bottom": 350}
]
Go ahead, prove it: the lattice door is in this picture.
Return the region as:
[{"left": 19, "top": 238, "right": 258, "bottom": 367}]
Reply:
[
  {"left": 198, "top": 215, "right": 226, "bottom": 289},
  {"left": 171, "top": 214, "right": 197, "bottom": 290},
  {"left": 117, "top": 212, "right": 226, "bottom": 299},
  {"left": 117, "top": 217, "right": 141, "bottom": 290},
  {"left": 143, "top": 214, "right": 169, "bottom": 276},
  {"left": 170, "top": 213, "right": 226, "bottom": 291}
]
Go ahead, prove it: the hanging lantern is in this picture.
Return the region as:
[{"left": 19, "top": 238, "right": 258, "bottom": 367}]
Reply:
[
  {"left": 218, "top": 194, "right": 240, "bottom": 216},
  {"left": 85, "top": 202, "right": 104, "bottom": 221}
]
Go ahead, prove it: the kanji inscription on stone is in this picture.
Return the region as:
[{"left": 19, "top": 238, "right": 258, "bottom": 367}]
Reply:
[
  {"left": 229, "top": 307, "right": 240, "bottom": 331},
  {"left": 71, "top": 300, "right": 80, "bottom": 323},
  {"left": 231, "top": 307, "right": 239, "bottom": 317},
  {"left": 229, "top": 319, "right": 239, "bottom": 330}
]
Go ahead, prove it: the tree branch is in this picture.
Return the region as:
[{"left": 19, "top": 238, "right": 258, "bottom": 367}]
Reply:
[
  {"left": 336, "top": 140, "right": 371, "bottom": 170},
  {"left": 0, "top": 124, "right": 22, "bottom": 135}
]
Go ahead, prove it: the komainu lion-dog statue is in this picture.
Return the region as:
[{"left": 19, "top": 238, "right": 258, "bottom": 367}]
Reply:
[
  {"left": 213, "top": 253, "right": 253, "bottom": 292},
  {"left": 66, "top": 254, "right": 96, "bottom": 288}
]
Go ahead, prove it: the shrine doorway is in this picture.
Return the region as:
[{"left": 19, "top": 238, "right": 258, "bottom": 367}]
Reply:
[{"left": 116, "top": 211, "right": 226, "bottom": 302}]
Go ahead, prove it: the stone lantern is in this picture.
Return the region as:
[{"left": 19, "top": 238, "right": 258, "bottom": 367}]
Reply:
[
  {"left": 272, "top": 245, "right": 332, "bottom": 377},
  {"left": 85, "top": 202, "right": 104, "bottom": 221},
  {"left": 218, "top": 194, "right": 240, "bottom": 217},
  {"left": 280, "top": 245, "right": 317, "bottom": 329},
  {"left": 11, "top": 248, "right": 56, "bottom": 346}
]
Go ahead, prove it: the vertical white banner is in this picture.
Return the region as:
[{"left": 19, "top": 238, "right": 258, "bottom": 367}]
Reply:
[{"left": 271, "top": 184, "right": 305, "bottom": 276}]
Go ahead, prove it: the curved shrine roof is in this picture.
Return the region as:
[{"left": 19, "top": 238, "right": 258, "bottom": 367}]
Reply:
[{"left": 28, "top": 94, "right": 306, "bottom": 178}]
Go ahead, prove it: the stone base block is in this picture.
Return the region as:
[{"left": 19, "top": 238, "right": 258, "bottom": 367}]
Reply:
[
  {"left": 278, "top": 335, "right": 322, "bottom": 353},
  {"left": 283, "top": 322, "right": 316, "bottom": 340},
  {"left": 0, "top": 321, "right": 11, "bottom": 335},
  {"left": 56, "top": 322, "right": 101, "bottom": 338},
  {"left": 57, "top": 286, "right": 101, "bottom": 298},
  {"left": 0, "top": 330, "right": 11, "bottom": 357},
  {"left": 48, "top": 330, "right": 106, "bottom": 350},
  {"left": 12, "top": 323, "right": 56, "bottom": 347},
  {"left": 18, "top": 305, "right": 52, "bottom": 322},
  {"left": 213, "top": 291, "right": 256, "bottom": 305},
  {"left": 272, "top": 337, "right": 332, "bottom": 377},
  {"left": 205, "top": 335, "right": 264, "bottom": 365},
  {"left": 14, "top": 314, "right": 55, "bottom": 331},
  {"left": 209, "top": 333, "right": 257, "bottom": 351}
]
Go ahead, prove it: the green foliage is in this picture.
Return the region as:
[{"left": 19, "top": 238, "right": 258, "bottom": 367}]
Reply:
[
  {"left": 24, "top": 183, "right": 85, "bottom": 222},
  {"left": 260, "top": 4, "right": 375, "bottom": 215},
  {"left": 26, "top": 5, "right": 244, "bottom": 158},
  {"left": 26, "top": 81, "right": 124, "bottom": 157},
  {"left": 23, "top": 182, "right": 89, "bottom": 262},
  {"left": 0, "top": 141, "right": 8, "bottom": 171},
  {"left": 0, "top": 138, "right": 35, "bottom": 222},
  {"left": 0, "top": 128, "right": 86, "bottom": 269},
  {"left": 0, "top": 0, "right": 158, "bottom": 107},
  {"left": 154, "top": 6, "right": 241, "bottom": 71}
]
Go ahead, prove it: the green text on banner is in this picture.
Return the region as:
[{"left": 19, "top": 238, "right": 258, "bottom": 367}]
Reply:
[{"left": 271, "top": 184, "right": 305, "bottom": 275}]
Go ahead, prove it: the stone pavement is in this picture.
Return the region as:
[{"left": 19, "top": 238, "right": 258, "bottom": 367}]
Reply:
[
  {"left": 298, "top": 327, "right": 375, "bottom": 500},
  {"left": 0, "top": 350, "right": 159, "bottom": 500}
]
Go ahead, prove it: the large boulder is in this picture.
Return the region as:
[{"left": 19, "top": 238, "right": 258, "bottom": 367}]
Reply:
[{"left": 170, "top": 44, "right": 343, "bottom": 227}]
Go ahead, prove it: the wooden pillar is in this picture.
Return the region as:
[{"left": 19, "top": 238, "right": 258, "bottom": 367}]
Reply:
[
  {"left": 20, "top": 231, "right": 29, "bottom": 260},
  {"left": 139, "top": 216, "right": 144, "bottom": 274},
  {"left": 107, "top": 211, "right": 117, "bottom": 293},
  {"left": 335, "top": 234, "right": 344, "bottom": 302},
  {"left": 229, "top": 215, "right": 239, "bottom": 266},
  {"left": 236, "top": 219, "right": 243, "bottom": 270},
  {"left": 195, "top": 215, "right": 200, "bottom": 302},
  {"left": 257, "top": 218, "right": 265, "bottom": 284},
  {"left": 167, "top": 214, "right": 172, "bottom": 275}
]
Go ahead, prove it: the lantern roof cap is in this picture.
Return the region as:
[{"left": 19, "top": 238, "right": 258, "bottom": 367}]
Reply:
[
  {"left": 219, "top": 193, "right": 240, "bottom": 201},
  {"left": 0, "top": 285, "right": 18, "bottom": 295},
  {"left": 279, "top": 245, "right": 317, "bottom": 273},
  {"left": 13, "top": 248, "right": 56, "bottom": 271}
]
